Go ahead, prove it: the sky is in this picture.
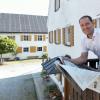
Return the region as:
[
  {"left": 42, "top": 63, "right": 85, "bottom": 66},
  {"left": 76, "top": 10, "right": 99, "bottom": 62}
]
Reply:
[{"left": 0, "top": 0, "right": 49, "bottom": 16}]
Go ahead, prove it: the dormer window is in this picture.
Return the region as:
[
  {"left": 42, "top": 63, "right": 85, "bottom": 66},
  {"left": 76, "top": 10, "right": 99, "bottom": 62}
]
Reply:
[{"left": 55, "top": 0, "right": 60, "bottom": 12}]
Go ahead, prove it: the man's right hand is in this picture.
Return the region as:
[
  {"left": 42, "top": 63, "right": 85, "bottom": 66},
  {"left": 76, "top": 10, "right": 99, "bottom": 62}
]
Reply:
[{"left": 61, "top": 56, "right": 71, "bottom": 64}]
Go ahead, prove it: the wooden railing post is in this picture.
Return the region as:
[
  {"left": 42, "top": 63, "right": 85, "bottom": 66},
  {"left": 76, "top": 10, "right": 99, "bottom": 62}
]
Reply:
[{"left": 64, "top": 77, "right": 70, "bottom": 100}]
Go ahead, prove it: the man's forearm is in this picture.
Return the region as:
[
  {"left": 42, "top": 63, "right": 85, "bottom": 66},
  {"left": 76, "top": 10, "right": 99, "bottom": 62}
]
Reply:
[{"left": 70, "top": 57, "right": 87, "bottom": 65}]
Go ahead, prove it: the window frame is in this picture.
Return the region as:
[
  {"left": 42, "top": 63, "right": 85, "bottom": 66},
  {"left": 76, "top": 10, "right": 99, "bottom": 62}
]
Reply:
[
  {"left": 37, "top": 47, "right": 42, "bottom": 51},
  {"left": 38, "top": 35, "right": 42, "bottom": 41},
  {"left": 55, "top": 0, "right": 60, "bottom": 12},
  {"left": 7, "top": 36, "right": 15, "bottom": 40},
  {"left": 65, "top": 27, "right": 71, "bottom": 46},
  {"left": 55, "top": 29, "right": 61, "bottom": 44},
  {"left": 23, "top": 35, "right": 29, "bottom": 41},
  {"left": 62, "top": 26, "right": 74, "bottom": 47},
  {"left": 23, "top": 47, "right": 29, "bottom": 52}
]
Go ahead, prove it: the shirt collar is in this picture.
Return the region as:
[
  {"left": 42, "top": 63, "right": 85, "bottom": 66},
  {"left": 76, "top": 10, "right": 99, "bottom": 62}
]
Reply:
[{"left": 86, "top": 28, "right": 96, "bottom": 39}]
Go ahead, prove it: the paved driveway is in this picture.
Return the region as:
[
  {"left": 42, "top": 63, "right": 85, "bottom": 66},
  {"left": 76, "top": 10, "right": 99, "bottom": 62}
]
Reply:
[
  {"left": 0, "top": 59, "right": 42, "bottom": 79},
  {"left": 0, "top": 59, "right": 42, "bottom": 100}
]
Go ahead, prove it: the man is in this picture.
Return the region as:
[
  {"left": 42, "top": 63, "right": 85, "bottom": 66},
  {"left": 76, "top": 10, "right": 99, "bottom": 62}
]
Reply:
[{"left": 63, "top": 15, "right": 100, "bottom": 65}]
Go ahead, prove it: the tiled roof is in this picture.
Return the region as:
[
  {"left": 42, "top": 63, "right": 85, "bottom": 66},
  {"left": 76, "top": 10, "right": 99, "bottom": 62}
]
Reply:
[{"left": 0, "top": 13, "right": 48, "bottom": 33}]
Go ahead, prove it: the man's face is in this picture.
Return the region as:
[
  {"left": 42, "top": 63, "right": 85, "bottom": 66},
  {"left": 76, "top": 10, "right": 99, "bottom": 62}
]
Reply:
[{"left": 79, "top": 17, "right": 94, "bottom": 36}]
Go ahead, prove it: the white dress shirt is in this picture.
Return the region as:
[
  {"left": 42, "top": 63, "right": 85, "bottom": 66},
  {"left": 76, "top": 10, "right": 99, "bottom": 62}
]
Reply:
[{"left": 81, "top": 28, "right": 100, "bottom": 59}]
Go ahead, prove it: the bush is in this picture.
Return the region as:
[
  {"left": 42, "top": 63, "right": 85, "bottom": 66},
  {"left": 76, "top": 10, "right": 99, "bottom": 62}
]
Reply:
[{"left": 44, "top": 84, "right": 62, "bottom": 100}]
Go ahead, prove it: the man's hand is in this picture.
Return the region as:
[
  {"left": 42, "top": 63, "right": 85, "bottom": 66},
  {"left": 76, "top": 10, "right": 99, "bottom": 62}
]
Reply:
[{"left": 61, "top": 56, "right": 71, "bottom": 64}]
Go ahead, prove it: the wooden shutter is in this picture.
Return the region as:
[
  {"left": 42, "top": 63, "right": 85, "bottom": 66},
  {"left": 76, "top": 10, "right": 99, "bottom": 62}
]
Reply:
[
  {"left": 49, "top": 32, "right": 51, "bottom": 43},
  {"left": 43, "top": 46, "right": 47, "bottom": 52},
  {"left": 43, "top": 35, "right": 46, "bottom": 41},
  {"left": 54, "top": 30, "right": 56, "bottom": 44},
  {"left": 16, "top": 47, "right": 22, "bottom": 53},
  {"left": 29, "top": 35, "right": 32, "bottom": 41},
  {"left": 69, "top": 25, "right": 74, "bottom": 46},
  {"left": 62, "top": 28, "right": 66, "bottom": 45},
  {"left": 30, "top": 46, "right": 37, "bottom": 53},
  {"left": 49, "top": 31, "right": 53, "bottom": 43},
  {"left": 34, "top": 35, "right": 38, "bottom": 41},
  {"left": 20, "top": 35, "right": 24, "bottom": 41},
  {"left": 58, "top": 29, "right": 61, "bottom": 44},
  {"left": 51, "top": 31, "right": 53, "bottom": 43},
  {"left": 93, "top": 19, "right": 97, "bottom": 28}
]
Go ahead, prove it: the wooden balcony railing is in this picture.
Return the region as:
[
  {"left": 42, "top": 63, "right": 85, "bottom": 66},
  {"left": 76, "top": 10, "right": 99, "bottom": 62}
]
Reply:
[{"left": 57, "top": 59, "right": 100, "bottom": 100}]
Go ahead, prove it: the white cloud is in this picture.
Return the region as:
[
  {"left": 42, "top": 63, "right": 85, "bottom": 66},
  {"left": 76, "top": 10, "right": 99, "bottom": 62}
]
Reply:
[{"left": 0, "top": 0, "right": 49, "bottom": 15}]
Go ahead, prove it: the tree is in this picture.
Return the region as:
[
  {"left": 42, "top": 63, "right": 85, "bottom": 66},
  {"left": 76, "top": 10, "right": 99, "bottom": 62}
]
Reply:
[{"left": 0, "top": 36, "right": 17, "bottom": 64}]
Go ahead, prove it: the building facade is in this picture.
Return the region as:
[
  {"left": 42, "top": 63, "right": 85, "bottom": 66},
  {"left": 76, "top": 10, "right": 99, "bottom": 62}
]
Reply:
[
  {"left": 0, "top": 13, "right": 48, "bottom": 59},
  {"left": 47, "top": 0, "right": 100, "bottom": 99}
]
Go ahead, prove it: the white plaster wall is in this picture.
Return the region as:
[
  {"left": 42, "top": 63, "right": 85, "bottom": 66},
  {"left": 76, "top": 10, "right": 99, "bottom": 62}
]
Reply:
[
  {"left": 47, "top": 0, "right": 100, "bottom": 59},
  {"left": 0, "top": 33, "right": 48, "bottom": 59}
]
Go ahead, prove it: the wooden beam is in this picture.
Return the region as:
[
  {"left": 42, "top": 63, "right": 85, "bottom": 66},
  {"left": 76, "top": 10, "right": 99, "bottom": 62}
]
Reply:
[{"left": 64, "top": 77, "right": 70, "bottom": 100}]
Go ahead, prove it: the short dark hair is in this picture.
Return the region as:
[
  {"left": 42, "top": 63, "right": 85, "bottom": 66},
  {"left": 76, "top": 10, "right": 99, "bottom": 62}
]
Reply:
[{"left": 79, "top": 15, "right": 93, "bottom": 23}]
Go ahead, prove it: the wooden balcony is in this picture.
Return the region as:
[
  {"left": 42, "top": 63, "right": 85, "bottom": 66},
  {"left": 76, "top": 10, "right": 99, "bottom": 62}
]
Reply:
[{"left": 56, "top": 59, "right": 100, "bottom": 100}]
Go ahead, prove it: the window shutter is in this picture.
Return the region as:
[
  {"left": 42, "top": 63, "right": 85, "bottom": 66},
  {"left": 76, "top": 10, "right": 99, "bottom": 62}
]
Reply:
[
  {"left": 49, "top": 31, "right": 53, "bottom": 43},
  {"left": 16, "top": 47, "right": 22, "bottom": 53},
  {"left": 51, "top": 31, "right": 53, "bottom": 43},
  {"left": 29, "top": 35, "right": 32, "bottom": 41},
  {"left": 93, "top": 19, "right": 97, "bottom": 28},
  {"left": 54, "top": 30, "right": 56, "bottom": 44},
  {"left": 43, "top": 35, "right": 46, "bottom": 41},
  {"left": 58, "top": 29, "right": 61, "bottom": 44},
  {"left": 62, "top": 28, "right": 66, "bottom": 45},
  {"left": 49, "top": 32, "right": 51, "bottom": 43},
  {"left": 69, "top": 25, "right": 74, "bottom": 46},
  {"left": 34, "top": 35, "right": 38, "bottom": 41},
  {"left": 30, "top": 46, "right": 37, "bottom": 53},
  {"left": 20, "top": 35, "right": 24, "bottom": 41},
  {"left": 43, "top": 46, "right": 47, "bottom": 52}
]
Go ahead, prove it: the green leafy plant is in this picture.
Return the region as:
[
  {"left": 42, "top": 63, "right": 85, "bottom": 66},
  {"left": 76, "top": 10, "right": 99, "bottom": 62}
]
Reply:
[
  {"left": 41, "top": 70, "right": 50, "bottom": 81},
  {"left": 0, "top": 36, "right": 17, "bottom": 64},
  {"left": 41, "top": 53, "right": 48, "bottom": 62},
  {"left": 44, "top": 84, "right": 62, "bottom": 100}
]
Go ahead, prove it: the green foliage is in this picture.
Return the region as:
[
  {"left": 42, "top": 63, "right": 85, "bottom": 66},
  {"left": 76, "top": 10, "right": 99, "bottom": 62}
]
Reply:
[
  {"left": 41, "top": 70, "right": 47, "bottom": 77},
  {"left": 41, "top": 53, "right": 48, "bottom": 59},
  {"left": 0, "top": 36, "right": 17, "bottom": 54},
  {"left": 45, "top": 84, "right": 62, "bottom": 100},
  {"left": 47, "top": 84, "right": 57, "bottom": 92}
]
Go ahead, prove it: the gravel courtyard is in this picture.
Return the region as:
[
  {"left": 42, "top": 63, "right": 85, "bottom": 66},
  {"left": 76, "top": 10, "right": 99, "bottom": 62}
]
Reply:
[{"left": 0, "top": 59, "right": 42, "bottom": 100}]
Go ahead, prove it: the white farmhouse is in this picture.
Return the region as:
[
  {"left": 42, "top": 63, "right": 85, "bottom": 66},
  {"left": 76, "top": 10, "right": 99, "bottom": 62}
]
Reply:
[
  {"left": 0, "top": 13, "right": 48, "bottom": 60},
  {"left": 47, "top": 0, "right": 100, "bottom": 99}
]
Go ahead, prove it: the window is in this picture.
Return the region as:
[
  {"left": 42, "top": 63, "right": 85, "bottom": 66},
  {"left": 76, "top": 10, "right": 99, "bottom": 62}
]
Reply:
[
  {"left": 38, "top": 35, "right": 42, "bottom": 41},
  {"left": 54, "top": 29, "right": 61, "bottom": 44},
  {"left": 24, "top": 35, "right": 29, "bottom": 41},
  {"left": 55, "top": 0, "right": 60, "bottom": 12},
  {"left": 62, "top": 26, "right": 74, "bottom": 46},
  {"left": 65, "top": 27, "right": 71, "bottom": 46},
  {"left": 21, "top": 35, "right": 31, "bottom": 41},
  {"left": 8, "top": 36, "right": 15, "bottom": 40},
  {"left": 23, "top": 47, "right": 29, "bottom": 52},
  {"left": 37, "top": 47, "right": 42, "bottom": 51}
]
